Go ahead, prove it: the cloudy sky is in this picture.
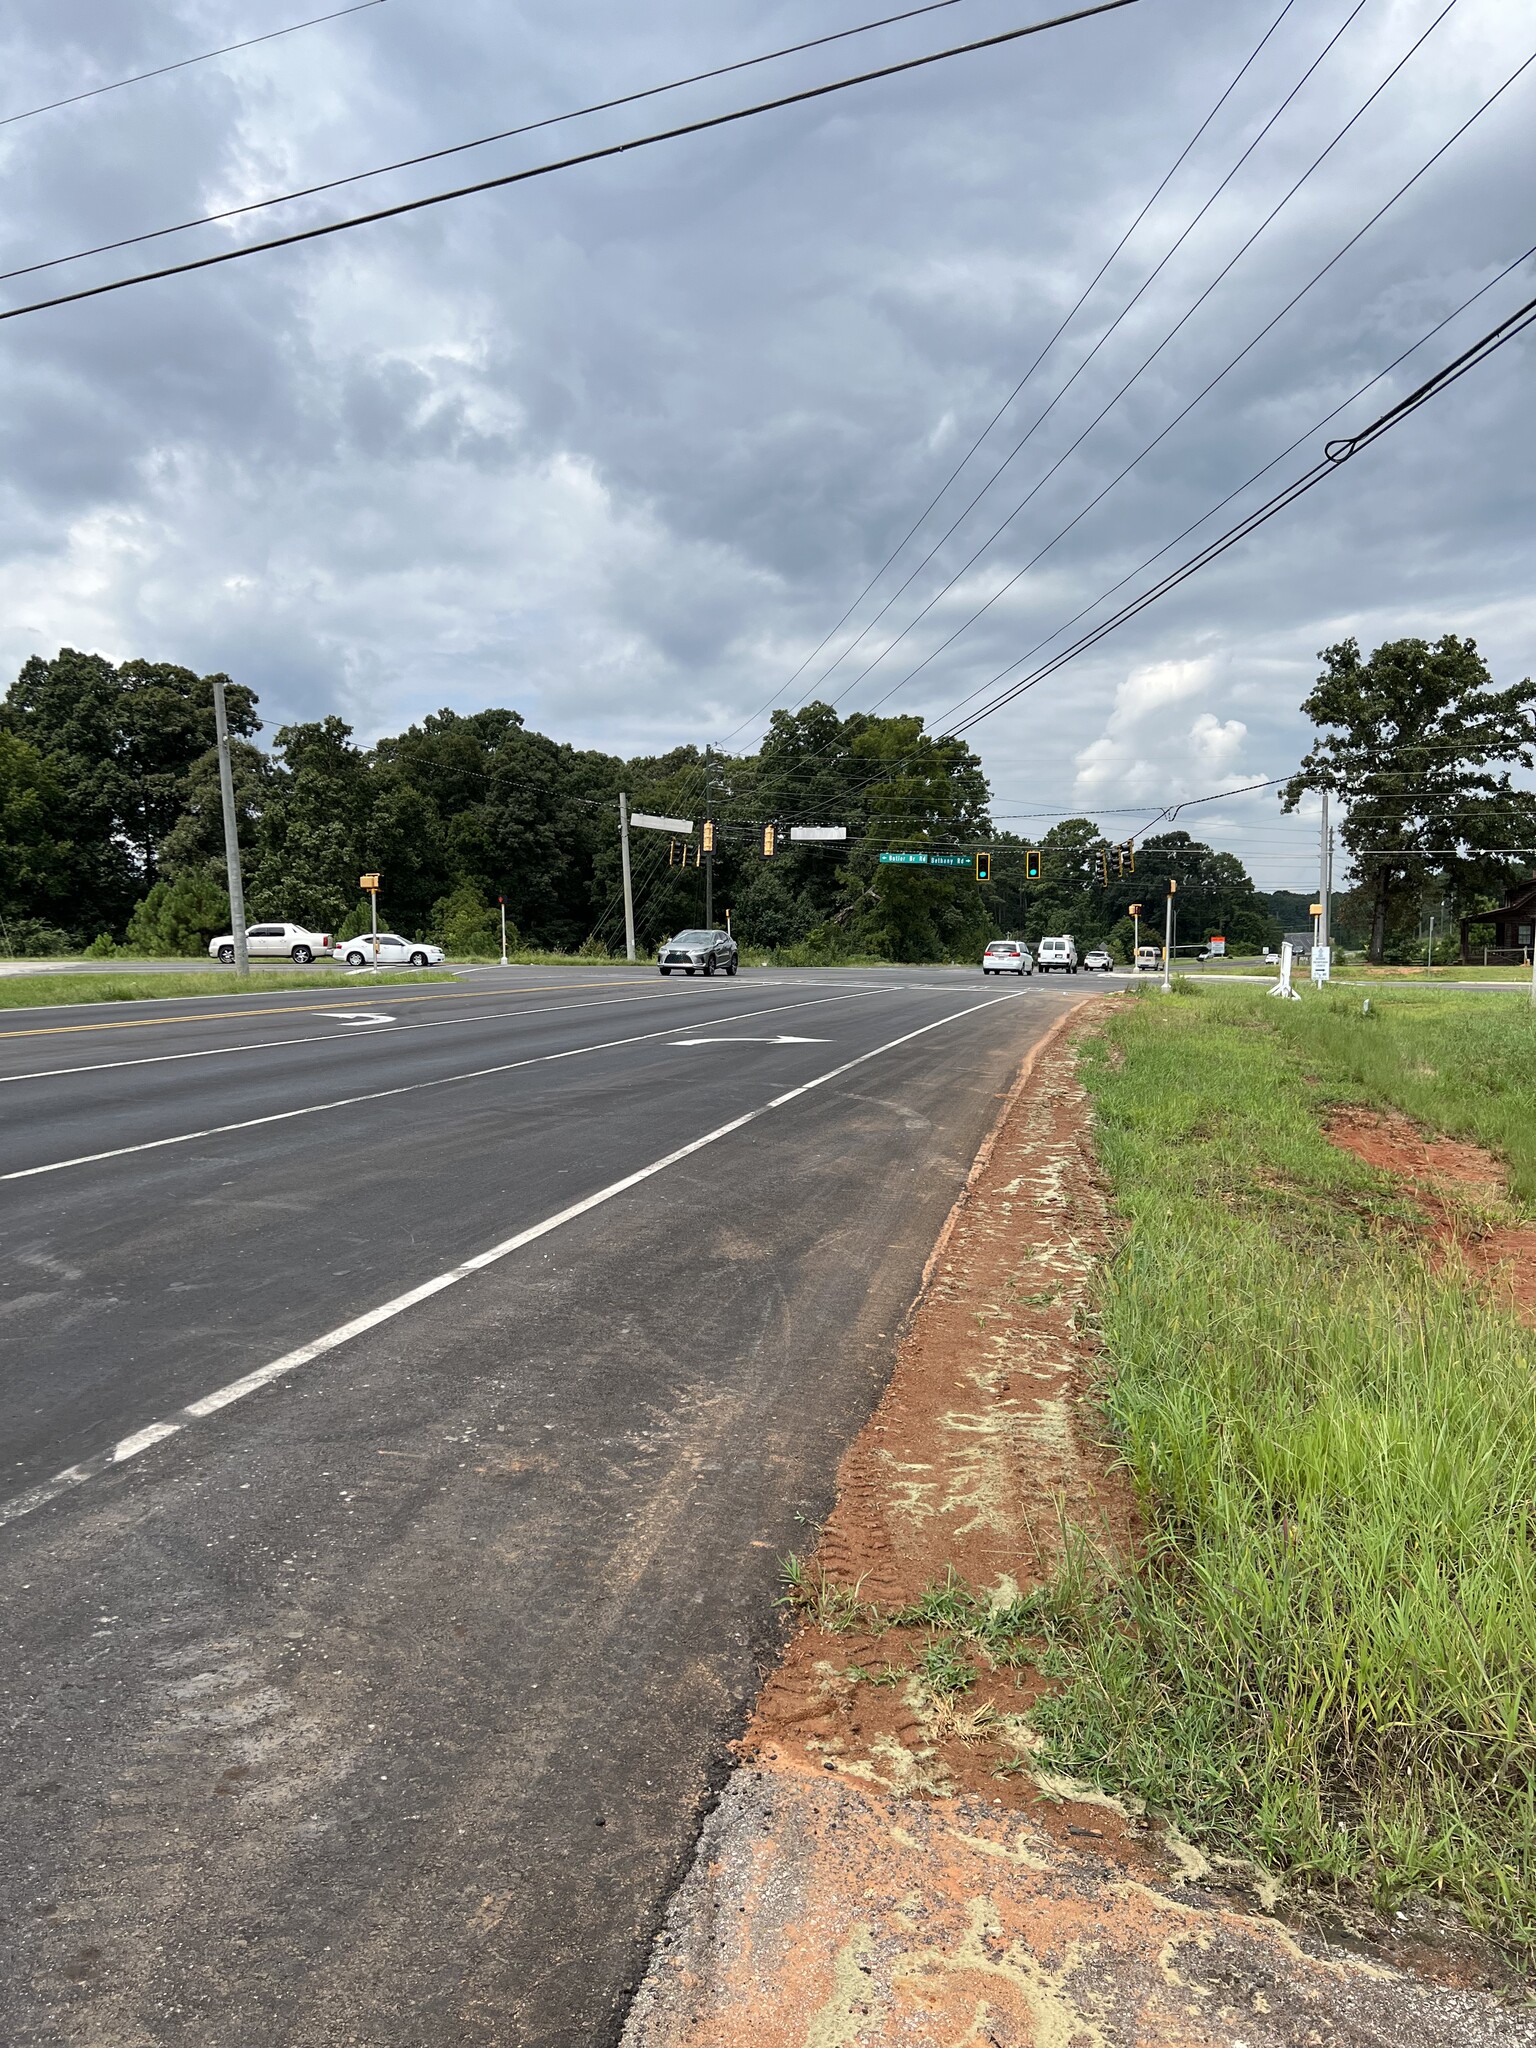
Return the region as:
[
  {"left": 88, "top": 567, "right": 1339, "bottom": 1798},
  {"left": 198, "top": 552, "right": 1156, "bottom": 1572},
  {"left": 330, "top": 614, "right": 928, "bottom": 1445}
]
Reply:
[{"left": 4, "top": 0, "right": 1533, "bottom": 885}]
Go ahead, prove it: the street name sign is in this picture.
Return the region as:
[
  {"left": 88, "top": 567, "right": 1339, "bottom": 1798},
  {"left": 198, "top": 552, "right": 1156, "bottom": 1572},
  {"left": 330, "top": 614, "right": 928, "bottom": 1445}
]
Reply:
[
  {"left": 878, "top": 851, "right": 972, "bottom": 868},
  {"left": 790, "top": 825, "right": 847, "bottom": 841},
  {"left": 631, "top": 811, "right": 693, "bottom": 834}
]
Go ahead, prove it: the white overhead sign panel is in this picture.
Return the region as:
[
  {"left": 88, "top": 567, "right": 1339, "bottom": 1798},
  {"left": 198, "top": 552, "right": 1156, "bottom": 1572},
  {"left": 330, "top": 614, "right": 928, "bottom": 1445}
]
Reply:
[
  {"left": 630, "top": 812, "right": 694, "bottom": 835},
  {"left": 790, "top": 825, "right": 847, "bottom": 841}
]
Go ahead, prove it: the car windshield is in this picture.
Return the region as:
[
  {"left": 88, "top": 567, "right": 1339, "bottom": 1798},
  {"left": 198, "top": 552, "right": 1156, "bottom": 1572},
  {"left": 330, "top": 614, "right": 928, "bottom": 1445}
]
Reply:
[{"left": 671, "top": 931, "right": 714, "bottom": 945}]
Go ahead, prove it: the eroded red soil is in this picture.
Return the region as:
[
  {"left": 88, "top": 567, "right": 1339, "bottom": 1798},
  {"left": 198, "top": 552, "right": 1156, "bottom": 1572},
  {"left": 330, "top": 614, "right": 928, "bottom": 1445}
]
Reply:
[{"left": 1326, "top": 1105, "right": 1536, "bottom": 1326}]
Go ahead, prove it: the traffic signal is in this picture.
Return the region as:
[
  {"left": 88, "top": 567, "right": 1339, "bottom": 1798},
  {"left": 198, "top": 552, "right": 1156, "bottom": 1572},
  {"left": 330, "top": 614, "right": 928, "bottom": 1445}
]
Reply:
[
  {"left": 974, "top": 850, "right": 991, "bottom": 882},
  {"left": 1119, "top": 839, "right": 1135, "bottom": 876},
  {"left": 1025, "top": 848, "right": 1041, "bottom": 880},
  {"left": 1097, "top": 846, "right": 1111, "bottom": 887},
  {"left": 670, "top": 839, "right": 699, "bottom": 869},
  {"left": 1128, "top": 902, "right": 1142, "bottom": 918},
  {"left": 1168, "top": 877, "right": 1178, "bottom": 895},
  {"left": 702, "top": 820, "right": 715, "bottom": 854},
  {"left": 762, "top": 823, "right": 777, "bottom": 858}
]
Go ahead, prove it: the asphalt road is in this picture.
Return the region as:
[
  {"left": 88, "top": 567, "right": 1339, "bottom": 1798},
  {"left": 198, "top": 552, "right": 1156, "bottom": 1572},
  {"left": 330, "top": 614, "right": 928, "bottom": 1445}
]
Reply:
[{"left": 0, "top": 965, "right": 1096, "bottom": 2047}]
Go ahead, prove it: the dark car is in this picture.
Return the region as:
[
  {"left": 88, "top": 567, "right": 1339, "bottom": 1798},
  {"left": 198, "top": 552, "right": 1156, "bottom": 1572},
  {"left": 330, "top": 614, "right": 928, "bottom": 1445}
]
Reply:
[{"left": 658, "top": 928, "right": 738, "bottom": 977}]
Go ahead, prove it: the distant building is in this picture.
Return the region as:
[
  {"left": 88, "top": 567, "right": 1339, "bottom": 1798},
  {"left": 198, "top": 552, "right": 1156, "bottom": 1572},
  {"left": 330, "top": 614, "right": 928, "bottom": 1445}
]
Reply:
[{"left": 1459, "top": 880, "right": 1536, "bottom": 963}]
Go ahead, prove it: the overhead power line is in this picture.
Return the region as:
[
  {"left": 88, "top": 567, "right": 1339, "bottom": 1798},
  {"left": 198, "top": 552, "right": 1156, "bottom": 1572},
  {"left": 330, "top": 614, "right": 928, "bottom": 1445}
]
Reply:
[
  {"left": 943, "top": 285, "right": 1536, "bottom": 737},
  {"left": 715, "top": 0, "right": 1306, "bottom": 745},
  {"left": 0, "top": 0, "right": 1139, "bottom": 323},
  {"left": 796, "top": 0, "right": 1366, "bottom": 718},
  {"left": 0, "top": 1, "right": 386, "bottom": 131},
  {"left": 0, "top": 0, "right": 986, "bottom": 289},
  {"left": 835, "top": 0, "right": 1487, "bottom": 716}
]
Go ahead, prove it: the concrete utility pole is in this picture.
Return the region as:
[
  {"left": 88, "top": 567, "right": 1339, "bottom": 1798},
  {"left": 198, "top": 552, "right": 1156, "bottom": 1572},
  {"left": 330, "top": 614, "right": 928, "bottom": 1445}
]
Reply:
[
  {"left": 702, "top": 750, "right": 714, "bottom": 930},
  {"left": 1318, "top": 788, "right": 1331, "bottom": 950},
  {"left": 618, "top": 794, "right": 637, "bottom": 962},
  {"left": 210, "top": 673, "right": 249, "bottom": 977},
  {"left": 1161, "top": 881, "right": 1176, "bottom": 993}
]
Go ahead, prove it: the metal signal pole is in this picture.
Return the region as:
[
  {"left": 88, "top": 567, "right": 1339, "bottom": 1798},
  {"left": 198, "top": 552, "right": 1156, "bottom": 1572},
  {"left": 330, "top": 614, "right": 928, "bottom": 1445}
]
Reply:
[
  {"left": 619, "top": 793, "right": 637, "bottom": 961},
  {"left": 703, "top": 749, "right": 714, "bottom": 930},
  {"left": 210, "top": 673, "right": 249, "bottom": 978}
]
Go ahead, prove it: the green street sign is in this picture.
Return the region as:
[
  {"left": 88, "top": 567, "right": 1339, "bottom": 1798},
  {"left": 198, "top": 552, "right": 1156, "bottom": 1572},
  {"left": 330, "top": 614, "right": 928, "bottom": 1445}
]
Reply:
[{"left": 878, "top": 851, "right": 974, "bottom": 868}]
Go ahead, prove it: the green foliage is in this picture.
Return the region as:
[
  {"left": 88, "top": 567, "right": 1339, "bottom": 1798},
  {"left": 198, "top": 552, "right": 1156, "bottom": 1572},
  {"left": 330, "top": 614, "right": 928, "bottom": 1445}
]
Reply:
[
  {"left": 124, "top": 870, "right": 231, "bottom": 956},
  {"left": 1283, "top": 635, "right": 1536, "bottom": 963},
  {"left": 1032, "top": 987, "right": 1536, "bottom": 1941},
  {"left": 430, "top": 882, "right": 508, "bottom": 957}
]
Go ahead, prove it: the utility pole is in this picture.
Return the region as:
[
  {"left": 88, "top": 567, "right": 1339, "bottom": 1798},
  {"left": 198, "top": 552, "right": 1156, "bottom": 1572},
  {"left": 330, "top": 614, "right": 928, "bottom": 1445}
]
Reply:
[
  {"left": 499, "top": 895, "right": 509, "bottom": 967},
  {"left": 1161, "top": 880, "right": 1176, "bottom": 993},
  {"left": 1318, "top": 788, "right": 1331, "bottom": 951},
  {"left": 703, "top": 748, "right": 714, "bottom": 930},
  {"left": 618, "top": 793, "right": 637, "bottom": 962},
  {"left": 210, "top": 673, "right": 249, "bottom": 977}
]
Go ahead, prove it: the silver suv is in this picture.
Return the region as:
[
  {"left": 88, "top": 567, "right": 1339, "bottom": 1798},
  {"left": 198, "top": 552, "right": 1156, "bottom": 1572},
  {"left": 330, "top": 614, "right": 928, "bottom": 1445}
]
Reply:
[{"left": 658, "top": 928, "right": 738, "bottom": 977}]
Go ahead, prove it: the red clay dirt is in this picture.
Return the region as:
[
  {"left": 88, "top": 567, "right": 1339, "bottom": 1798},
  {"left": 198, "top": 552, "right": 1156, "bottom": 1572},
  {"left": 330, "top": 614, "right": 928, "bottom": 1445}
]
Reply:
[
  {"left": 622, "top": 1014, "right": 1536, "bottom": 2047},
  {"left": 1326, "top": 1104, "right": 1536, "bottom": 1326}
]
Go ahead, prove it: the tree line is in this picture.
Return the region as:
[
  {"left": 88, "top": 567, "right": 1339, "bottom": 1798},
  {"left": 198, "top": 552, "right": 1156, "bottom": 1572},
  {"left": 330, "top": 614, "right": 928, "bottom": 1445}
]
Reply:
[{"left": 2, "top": 633, "right": 1528, "bottom": 963}]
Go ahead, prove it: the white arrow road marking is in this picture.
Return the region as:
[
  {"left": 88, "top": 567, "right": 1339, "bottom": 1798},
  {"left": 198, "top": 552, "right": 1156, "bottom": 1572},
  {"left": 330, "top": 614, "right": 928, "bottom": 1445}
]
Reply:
[
  {"left": 669, "top": 1035, "right": 829, "bottom": 1045},
  {"left": 315, "top": 1011, "right": 396, "bottom": 1025},
  {"left": 0, "top": 989, "right": 1035, "bottom": 1529}
]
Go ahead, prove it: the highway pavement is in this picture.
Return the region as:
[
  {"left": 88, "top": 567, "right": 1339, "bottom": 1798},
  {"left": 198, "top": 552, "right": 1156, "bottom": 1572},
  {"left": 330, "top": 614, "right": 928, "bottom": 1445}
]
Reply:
[{"left": 0, "top": 964, "right": 1098, "bottom": 2046}]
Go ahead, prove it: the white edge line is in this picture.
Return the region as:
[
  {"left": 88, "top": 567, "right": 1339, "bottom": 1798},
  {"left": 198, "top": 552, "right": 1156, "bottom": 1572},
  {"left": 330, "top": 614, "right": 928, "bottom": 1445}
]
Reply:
[
  {"left": 2, "top": 988, "right": 880, "bottom": 1181},
  {"left": 0, "top": 990, "right": 1029, "bottom": 1530}
]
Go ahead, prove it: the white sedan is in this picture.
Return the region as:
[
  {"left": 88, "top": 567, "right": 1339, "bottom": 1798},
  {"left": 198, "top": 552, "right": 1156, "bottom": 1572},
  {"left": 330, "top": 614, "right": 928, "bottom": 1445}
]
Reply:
[
  {"left": 210, "top": 921, "right": 333, "bottom": 964},
  {"left": 336, "top": 933, "right": 443, "bottom": 968}
]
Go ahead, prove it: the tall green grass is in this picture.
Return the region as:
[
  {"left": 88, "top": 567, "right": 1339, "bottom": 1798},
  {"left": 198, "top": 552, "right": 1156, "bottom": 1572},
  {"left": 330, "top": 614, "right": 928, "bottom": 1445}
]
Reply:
[{"left": 1036, "top": 987, "right": 1536, "bottom": 1940}]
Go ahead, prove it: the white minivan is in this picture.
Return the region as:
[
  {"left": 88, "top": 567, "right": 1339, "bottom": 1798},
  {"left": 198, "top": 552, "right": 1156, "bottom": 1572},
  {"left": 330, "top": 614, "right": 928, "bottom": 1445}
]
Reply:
[{"left": 1036, "top": 935, "right": 1078, "bottom": 974}]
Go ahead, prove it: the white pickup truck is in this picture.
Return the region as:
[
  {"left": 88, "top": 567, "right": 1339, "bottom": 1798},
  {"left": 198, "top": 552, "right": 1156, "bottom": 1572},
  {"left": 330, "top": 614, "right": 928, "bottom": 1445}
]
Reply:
[{"left": 1035, "top": 935, "right": 1078, "bottom": 974}]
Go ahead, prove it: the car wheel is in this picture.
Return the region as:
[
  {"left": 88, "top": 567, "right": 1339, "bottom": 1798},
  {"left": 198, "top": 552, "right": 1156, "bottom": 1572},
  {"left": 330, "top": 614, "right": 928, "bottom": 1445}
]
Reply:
[
  {"left": 704, "top": 957, "right": 716, "bottom": 976},
  {"left": 346, "top": 950, "right": 365, "bottom": 966},
  {"left": 292, "top": 945, "right": 313, "bottom": 965},
  {"left": 216, "top": 944, "right": 235, "bottom": 964},
  {"left": 686, "top": 968, "right": 696, "bottom": 976},
  {"left": 410, "top": 950, "right": 428, "bottom": 967},
  {"left": 726, "top": 959, "right": 737, "bottom": 976}
]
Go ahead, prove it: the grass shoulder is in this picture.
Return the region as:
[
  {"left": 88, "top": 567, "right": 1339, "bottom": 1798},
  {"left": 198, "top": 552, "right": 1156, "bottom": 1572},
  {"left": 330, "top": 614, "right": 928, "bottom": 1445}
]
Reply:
[
  {"left": 1030, "top": 981, "right": 1536, "bottom": 1947},
  {"left": 0, "top": 968, "right": 457, "bottom": 1009}
]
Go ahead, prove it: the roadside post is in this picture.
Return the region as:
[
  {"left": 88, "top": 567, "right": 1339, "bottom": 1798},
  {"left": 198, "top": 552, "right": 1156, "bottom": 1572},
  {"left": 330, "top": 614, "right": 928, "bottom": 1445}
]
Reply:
[
  {"left": 499, "top": 895, "right": 509, "bottom": 968},
  {"left": 359, "top": 872, "right": 380, "bottom": 966},
  {"left": 1129, "top": 902, "right": 1141, "bottom": 956},
  {"left": 1310, "top": 901, "right": 1330, "bottom": 985},
  {"left": 1269, "top": 941, "right": 1302, "bottom": 1000},
  {"left": 618, "top": 793, "right": 636, "bottom": 962},
  {"left": 210, "top": 672, "right": 249, "bottom": 978}
]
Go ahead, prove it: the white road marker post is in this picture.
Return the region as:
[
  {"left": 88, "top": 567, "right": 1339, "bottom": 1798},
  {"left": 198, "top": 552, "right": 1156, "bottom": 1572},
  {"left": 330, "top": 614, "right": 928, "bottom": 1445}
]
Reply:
[
  {"left": 210, "top": 673, "right": 249, "bottom": 979},
  {"left": 499, "top": 895, "right": 509, "bottom": 968},
  {"left": 1160, "top": 880, "right": 1176, "bottom": 993},
  {"left": 619, "top": 793, "right": 636, "bottom": 963}
]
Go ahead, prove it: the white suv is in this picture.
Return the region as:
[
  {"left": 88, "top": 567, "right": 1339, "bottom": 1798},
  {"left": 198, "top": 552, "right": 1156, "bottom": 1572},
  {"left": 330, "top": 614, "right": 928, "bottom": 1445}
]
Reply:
[
  {"left": 209, "top": 922, "right": 334, "bottom": 965},
  {"left": 1035, "top": 936, "right": 1079, "bottom": 974}
]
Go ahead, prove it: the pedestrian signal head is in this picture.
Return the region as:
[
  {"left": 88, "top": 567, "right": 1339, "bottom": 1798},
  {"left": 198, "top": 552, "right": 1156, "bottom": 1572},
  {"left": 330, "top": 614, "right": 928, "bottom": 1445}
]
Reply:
[
  {"left": 702, "top": 820, "right": 715, "bottom": 854},
  {"left": 762, "top": 823, "right": 777, "bottom": 857},
  {"left": 974, "top": 850, "right": 991, "bottom": 882}
]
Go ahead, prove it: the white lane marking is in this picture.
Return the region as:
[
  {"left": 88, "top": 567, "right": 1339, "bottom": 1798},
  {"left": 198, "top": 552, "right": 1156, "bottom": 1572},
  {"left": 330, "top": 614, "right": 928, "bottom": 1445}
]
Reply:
[
  {"left": 669, "top": 1035, "right": 830, "bottom": 1045},
  {"left": 315, "top": 1011, "right": 396, "bottom": 1025},
  {"left": 0, "top": 982, "right": 847, "bottom": 1087},
  {"left": 0, "top": 989, "right": 1028, "bottom": 1530},
  {"left": 1, "top": 990, "right": 879, "bottom": 1183}
]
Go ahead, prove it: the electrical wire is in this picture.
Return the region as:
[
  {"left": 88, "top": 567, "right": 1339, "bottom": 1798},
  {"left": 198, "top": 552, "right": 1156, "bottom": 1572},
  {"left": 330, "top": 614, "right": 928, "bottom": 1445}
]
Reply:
[
  {"left": 831, "top": 0, "right": 1491, "bottom": 718},
  {"left": 0, "top": 1, "right": 386, "bottom": 131},
  {"left": 714, "top": 0, "right": 1306, "bottom": 746},
  {"left": 791, "top": 0, "right": 1370, "bottom": 719},
  {"left": 942, "top": 282, "right": 1536, "bottom": 737},
  {"left": 0, "top": 0, "right": 989, "bottom": 289},
  {"left": 0, "top": 0, "right": 1139, "bottom": 321}
]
